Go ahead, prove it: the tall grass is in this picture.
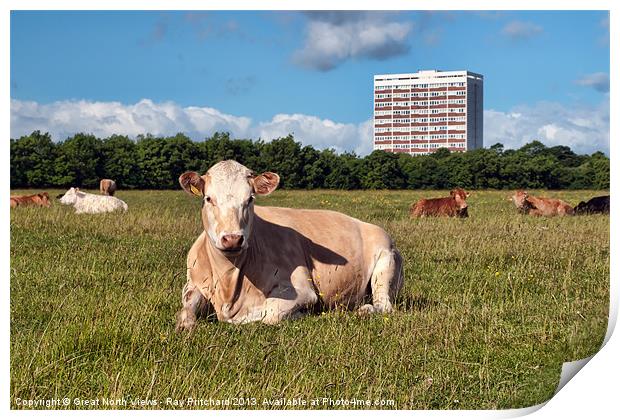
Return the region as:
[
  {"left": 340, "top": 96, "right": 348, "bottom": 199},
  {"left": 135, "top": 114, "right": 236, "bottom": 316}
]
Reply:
[{"left": 10, "top": 189, "right": 609, "bottom": 409}]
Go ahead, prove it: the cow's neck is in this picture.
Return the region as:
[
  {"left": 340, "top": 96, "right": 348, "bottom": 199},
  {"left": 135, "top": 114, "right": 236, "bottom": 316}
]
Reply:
[
  {"left": 525, "top": 196, "right": 541, "bottom": 209},
  {"left": 203, "top": 235, "right": 250, "bottom": 316}
]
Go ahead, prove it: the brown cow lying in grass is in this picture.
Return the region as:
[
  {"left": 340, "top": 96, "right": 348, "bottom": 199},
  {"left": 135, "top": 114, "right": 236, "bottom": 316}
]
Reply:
[
  {"left": 10, "top": 192, "right": 51, "bottom": 208},
  {"left": 410, "top": 188, "right": 470, "bottom": 218},
  {"left": 511, "top": 190, "right": 573, "bottom": 216}
]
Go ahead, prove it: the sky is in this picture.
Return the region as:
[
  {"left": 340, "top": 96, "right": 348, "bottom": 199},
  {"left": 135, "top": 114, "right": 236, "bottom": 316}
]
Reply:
[{"left": 9, "top": 10, "right": 611, "bottom": 155}]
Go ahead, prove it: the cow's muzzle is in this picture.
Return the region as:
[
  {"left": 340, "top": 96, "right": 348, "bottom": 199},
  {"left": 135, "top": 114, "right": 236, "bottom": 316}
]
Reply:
[{"left": 220, "top": 234, "right": 245, "bottom": 253}]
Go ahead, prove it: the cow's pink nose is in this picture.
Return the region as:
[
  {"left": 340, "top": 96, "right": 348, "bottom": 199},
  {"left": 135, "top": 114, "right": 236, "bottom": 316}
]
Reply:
[{"left": 221, "top": 234, "right": 244, "bottom": 250}]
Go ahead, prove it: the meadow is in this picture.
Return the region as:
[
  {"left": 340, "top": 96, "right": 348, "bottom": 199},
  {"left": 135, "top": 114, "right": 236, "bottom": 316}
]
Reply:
[{"left": 10, "top": 188, "right": 609, "bottom": 410}]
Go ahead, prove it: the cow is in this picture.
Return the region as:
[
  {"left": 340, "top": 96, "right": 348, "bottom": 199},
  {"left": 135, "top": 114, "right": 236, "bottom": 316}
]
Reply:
[
  {"left": 511, "top": 190, "right": 574, "bottom": 216},
  {"left": 10, "top": 192, "right": 51, "bottom": 208},
  {"left": 409, "top": 188, "right": 470, "bottom": 218},
  {"left": 59, "top": 187, "right": 128, "bottom": 214},
  {"left": 175, "top": 160, "right": 404, "bottom": 330},
  {"left": 574, "top": 195, "right": 610, "bottom": 215},
  {"left": 100, "top": 179, "right": 117, "bottom": 196}
]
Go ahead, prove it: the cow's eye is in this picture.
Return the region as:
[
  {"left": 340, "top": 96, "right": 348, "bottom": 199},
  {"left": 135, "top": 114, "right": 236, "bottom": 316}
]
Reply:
[{"left": 205, "top": 196, "right": 212, "bottom": 204}]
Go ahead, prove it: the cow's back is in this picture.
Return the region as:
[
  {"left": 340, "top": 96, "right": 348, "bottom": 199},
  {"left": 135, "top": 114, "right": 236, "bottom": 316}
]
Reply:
[
  {"left": 577, "top": 195, "right": 610, "bottom": 214},
  {"left": 75, "top": 193, "right": 128, "bottom": 213},
  {"left": 253, "top": 206, "right": 394, "bottom": 306},
  {"left": 410, "top": 199, "right": 428, "bottom": 217},
  {"left": 591, "top": 195, "right": 610, "bottom": 209},
  {"left": 10, "top": 194, "right": 48, "bottom": 207},
  {"left": 549, "top": 198, "right": 573, "bottom": 216},
  {"left": 411, "top": 197, "right": 458, "bottom": 217}
]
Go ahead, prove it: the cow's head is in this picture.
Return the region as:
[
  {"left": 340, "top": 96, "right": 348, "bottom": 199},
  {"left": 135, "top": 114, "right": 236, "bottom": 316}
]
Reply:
[
  {"left": 450, "top": 188, "right": 470, "bottom": 210},
  {"left": 511, "top": 190, "right": 529, "bottom": 209},
  {"left": 179, "top": 160, "right": 279, "bottom": 257},
  {"left": 59, "top": 187, "right": 81, "bottom": 205},
  {"left": 574, "top": 201, "right": 587, "bottom": 215}
]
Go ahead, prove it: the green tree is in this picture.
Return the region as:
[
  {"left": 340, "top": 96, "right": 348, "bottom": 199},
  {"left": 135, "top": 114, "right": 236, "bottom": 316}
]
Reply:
[
  {"left": 360, "top": 151, "right": 405, "bottom": 189},
  {"left": 324, "top": 152, "right": 361, "bottom": 189},
  {"left": 136, "top": 134, "right": 199, "bottom": 189},
  {"left": 100, "top": 135, "right": 141, "bottom": 188},
  {"left": 9, "top": 130, "right": 610, "bottom": 191},
  {"left": 10, "top": 131, "right": 58, "bottom": 188},
  {"left": 55, "top": 133, "right": 103, "bottom": 188},
  {"left": 257, "top": 135, "right": 303, "bottom": 189}
]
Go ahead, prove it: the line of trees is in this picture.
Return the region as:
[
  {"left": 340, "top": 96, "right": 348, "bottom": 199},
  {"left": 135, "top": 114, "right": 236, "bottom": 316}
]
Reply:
[{"left": 10, "top": 131, "right": 609, "bottom": 190}]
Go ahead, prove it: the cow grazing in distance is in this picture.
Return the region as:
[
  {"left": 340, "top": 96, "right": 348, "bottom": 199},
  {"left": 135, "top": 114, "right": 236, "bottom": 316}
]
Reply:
[
  {"left": 410, "top": 188, "right": 470, "bottom": 218},
  {"left": 511, "top": 190, "right": 574, "bottom": 216},
  {"left": 59, "top": 187, "right": 128, "bottom": 214},
  {"left": 574, "top": 195, "right": 610, "bottom": 215},
  {"left": 176, "top": 160, "right": 404, "bottom": 330},
  {"left": 100, "top": 179, "right": 117, "bottom": 196},
  {"left": 10, "top": 192, "right": 51, "bottom": 208}
]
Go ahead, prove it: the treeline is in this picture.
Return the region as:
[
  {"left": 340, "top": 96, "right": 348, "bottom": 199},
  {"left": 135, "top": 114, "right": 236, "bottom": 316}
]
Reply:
[{"left": 10, "top": 131, "right": 609, "bottom": 190}]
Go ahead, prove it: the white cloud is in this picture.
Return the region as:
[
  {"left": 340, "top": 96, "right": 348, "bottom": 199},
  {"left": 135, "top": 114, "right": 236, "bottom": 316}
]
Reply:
[
  {"left": 293, "top": 13, "right": 412, "bottom": 71},
  {"left": 10, "top": 98, "right": 371, "bottom": 155},
  {"left": 256, "top": 114, "right": 372, "bottom": 155},
  {"left": 10, "top": 99, "right": 252, "bottom": 142},
  {"left": 484, "top": 98, "right": 609, "bottom": 155},
  {"left": 12, "top": 97, "right": 609, "bottom": 157},
  {"left": 501, "top": 20, "right": 543, "bottom": 40},
  {"left": 574, "top": 72, "right": 609, "bottom": 93}
]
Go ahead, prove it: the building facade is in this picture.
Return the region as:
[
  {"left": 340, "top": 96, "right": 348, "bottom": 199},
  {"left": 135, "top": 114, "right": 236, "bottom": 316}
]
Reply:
[{"left": 373, "top": 70, "right": 483, "bottom": 156}]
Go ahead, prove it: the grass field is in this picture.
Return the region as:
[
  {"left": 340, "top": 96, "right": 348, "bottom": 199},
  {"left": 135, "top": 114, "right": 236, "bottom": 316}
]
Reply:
[{"left": 10, "top": 188, "right": 609, "bottom": 410}]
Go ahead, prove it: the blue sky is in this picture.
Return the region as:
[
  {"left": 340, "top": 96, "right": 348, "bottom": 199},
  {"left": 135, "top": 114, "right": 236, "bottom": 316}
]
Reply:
[{"left": 10, "top": 10, "right": 610, "bottom": 154}]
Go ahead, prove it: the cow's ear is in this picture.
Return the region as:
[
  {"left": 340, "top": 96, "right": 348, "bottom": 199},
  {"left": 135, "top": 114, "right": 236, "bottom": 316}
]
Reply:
[
  {"left": 450, "top": 190, "right": 456, "bottom": 197},
  {"left": 252, "top": 172, "right": 280, "bottom": 196},
  {"left": 179, "top": 172, "right": 205, "bottom": 197}
]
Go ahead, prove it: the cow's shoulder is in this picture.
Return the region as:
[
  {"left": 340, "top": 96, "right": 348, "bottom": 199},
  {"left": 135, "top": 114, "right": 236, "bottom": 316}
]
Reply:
[{"left": 186, "top": 232, "right": 212, "bottom": 284}]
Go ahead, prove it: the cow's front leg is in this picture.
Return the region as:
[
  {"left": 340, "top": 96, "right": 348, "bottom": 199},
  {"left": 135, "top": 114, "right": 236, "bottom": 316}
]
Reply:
[
  {"left": 260, "top": 295, "right": 314, "bottom": 325},
  {"left": 260, "top": 267, "right": 319, "bottom": 324},
  {"left": 176, "top": 279, "right": 211, "bottom": 332},
  {"left": 228, "top": 266, "right": 318, "bottom": 325}
]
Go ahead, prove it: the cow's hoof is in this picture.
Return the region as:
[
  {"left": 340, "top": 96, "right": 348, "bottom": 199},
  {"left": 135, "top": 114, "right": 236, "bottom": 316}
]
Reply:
[
  {"left": 372, "top": 302, "right": 393, "bottom": 313},
  {"left": 175, "top": 309, "right": 197, "bottom": 333},
  {"left": 358, "top": 304, "right": 376, "bottom": 315}
]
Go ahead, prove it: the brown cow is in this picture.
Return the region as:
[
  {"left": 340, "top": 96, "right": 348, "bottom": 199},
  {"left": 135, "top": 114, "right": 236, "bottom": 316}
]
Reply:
[
  {"left": 99, "top": 179, "right": 117, "bottom": 196},
  {"left": 10, "top": 192, "right": 51, "bottom": 208},
  {"left": 511, "top": 190, "right": 574, "bottom": 216},
  {"left": 410, "top": 188, "right": 470, "bottom": 218},
  {"left": 176, "top": 160, "right": 404, "bottom": 329}
]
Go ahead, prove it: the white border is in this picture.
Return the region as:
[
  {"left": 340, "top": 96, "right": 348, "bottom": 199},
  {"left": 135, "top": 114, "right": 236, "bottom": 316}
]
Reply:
[{"left": 2, "top": 1, "right": 616, "bottom": 419}]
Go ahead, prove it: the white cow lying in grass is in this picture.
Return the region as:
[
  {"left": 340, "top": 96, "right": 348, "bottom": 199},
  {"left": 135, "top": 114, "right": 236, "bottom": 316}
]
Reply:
[{"left": 59, "top": 187, "right": 128, "bottom": 214}]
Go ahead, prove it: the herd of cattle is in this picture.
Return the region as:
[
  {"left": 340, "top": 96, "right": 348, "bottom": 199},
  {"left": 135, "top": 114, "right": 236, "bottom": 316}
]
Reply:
[
  {"left": 10, "top": 179, "right": 127, "bottom": 213},
  {"left": 10, "top": 160, "right": 610, "bottom": 328},
  {"left": 9, "top": 178, "right": 609, "bottom": 218},
  {"left": 409, "top": 188, "right": 609, "bottom": 217}
]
